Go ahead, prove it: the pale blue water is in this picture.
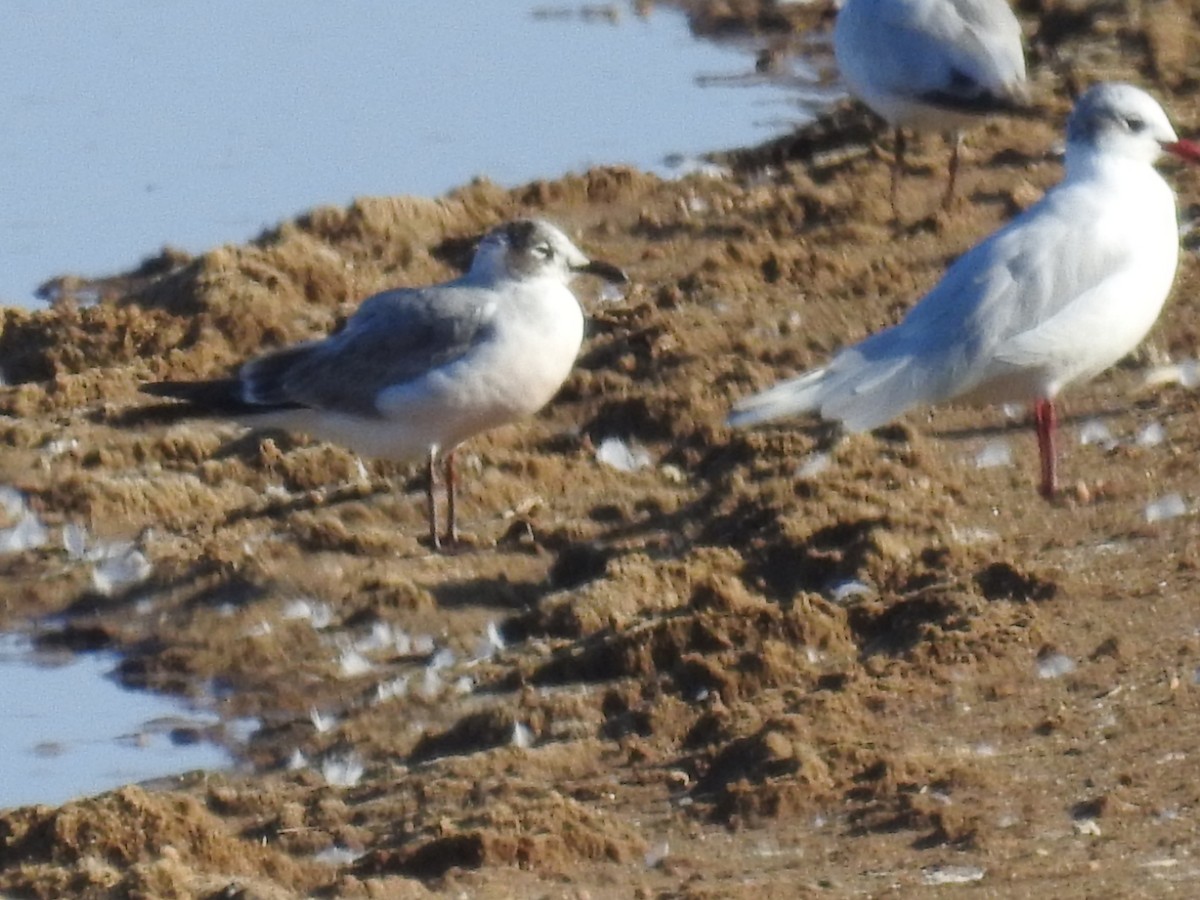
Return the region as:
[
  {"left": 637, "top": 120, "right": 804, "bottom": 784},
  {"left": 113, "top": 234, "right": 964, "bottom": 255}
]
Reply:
[
  {"left": 0, "top": 635, "right": 232, "bottom": 810},
  {"left": 0, "top": 1, "right": 806, "bottom": 306}
]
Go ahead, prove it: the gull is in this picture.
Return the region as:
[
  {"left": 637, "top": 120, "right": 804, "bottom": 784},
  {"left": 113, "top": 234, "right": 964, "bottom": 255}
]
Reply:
[
  {"left": 143, "top": 218, "right": 626, "bottom": 549},
  {"left": 728, "top": 82, "right": 1200, "bottom": 497},
  {"left": 833, "top": 0, "right": 1029, "bottom": 213}
]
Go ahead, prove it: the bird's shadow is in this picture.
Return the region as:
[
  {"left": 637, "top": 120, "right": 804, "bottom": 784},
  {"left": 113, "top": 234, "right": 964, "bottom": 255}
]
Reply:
[{"left": 927, "top": 399, "right": 1156, "bottom": 442}]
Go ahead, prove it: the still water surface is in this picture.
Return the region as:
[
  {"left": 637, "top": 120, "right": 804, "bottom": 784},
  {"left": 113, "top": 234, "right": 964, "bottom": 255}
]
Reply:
[
  {"left": 0, "top": 635, "right": 232, "bottom": 810},
  {"left": 0, "top": 2, "right": 809, "bottom": 305}
]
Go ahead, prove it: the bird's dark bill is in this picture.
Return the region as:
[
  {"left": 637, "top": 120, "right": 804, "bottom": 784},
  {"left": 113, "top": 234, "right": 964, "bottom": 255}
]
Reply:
[{"left": 574, "top": 260, "right": 627, "bottom": 284}]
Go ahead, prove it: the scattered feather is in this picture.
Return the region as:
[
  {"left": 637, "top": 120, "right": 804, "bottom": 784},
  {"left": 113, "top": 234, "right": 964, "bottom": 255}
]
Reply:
[
  {"left": 91, "top": 548, "right": 151, "bottom": 596},
  {"left": 420, "top": 668, "right": 442, "bottom": 699},
  {"left": 62, "top": 522, "right": 89, "bottom": 560},
  {"left": 828, "top": 580, "right": 872, "bottom": 603},
  {"left": 0, "top": 512, "right": 49, "bottom": 554},
  {"left": 374, "top": 676, "right": 409, "bottom": 703},
  {"left": 644, "top": 841, "right": 670, "bottom": 869},
  {"left": 1078, "top": 419, "right": 1115, "bottom": 448},
  {"left": 922, "top": 865, "right": 985, "bottom": 885},
  {"left": 1144, "top": 359, "right": 1200, "bottom": 389},
  {"left": 355, "top": 620, "right": 396, "bottom": 654},
  {"left": 287, "top": 748, "right": 308, "bottom": 771},
  {"left": 473, "top": 621, "right": 506, "bottom": 661},
  {"left": 321, "top": 753, "right": 364, "bottom": 787},
  {"left": 795, "top": 452, "right": 831, "bottom": 479},
  {"left": 1036, "top": 653, "right": 1076, "bottom": 680},
  {"left": 412, "top": 634, "right": 436, "bottom": 655},
  {"left": 392, "top": 628, "right": 413, "bottom": 656},
  {"left": 1136, "top": 421, "right": 1167, "bottom": 447},
  {"left": 1074, "top": 819, "right": 1102, "bottom": 836},
  {"left": 974, "top": 440, "right": 1012, "bottom": 469},
  {"left": 314, "top": 845, "right": 363, "bottom": 866},
  {"left": 429, "top": 648, "right": 456, "bottom": 670},
  {"left": 1145, "top": 493, "right": 1187, "bottom": 524},
  {"left": 42, "top": 437, "right": 78, "bottom": 458},
  {"left": 353, "top": 458, "right": 370, "bottom": 483},
  {"left": 599, "top": 281, "right": 626, "bottom": 304},
  {"left": 281, "top": 597, "right": 333, "bottom": 629},
  {"left": 0, "top": 486, "right": 26, "bottom": 520},
  {"left": 512, "top": 722, "right": 534, "bottom": 749},
  {"left": 949, "top": 525, "right": 999, "bottom": 545},
  {"left": 338, "top": 648, "right": 373, "bottom": 678},
  {"left": 596, "top": 437, "right": 653, "bottom": 473},
  {"left": 309, "top": 709, "right": 337, "bottom": 734}
]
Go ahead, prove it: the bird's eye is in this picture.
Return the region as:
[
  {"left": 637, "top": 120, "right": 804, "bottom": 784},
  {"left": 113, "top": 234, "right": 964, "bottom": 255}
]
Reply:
[
  {"left": 1124, "top": 115, "right": 1147, "bottom": 133},
  {"left": 532, "top": 242, "right": 554, "bottom": 259}
]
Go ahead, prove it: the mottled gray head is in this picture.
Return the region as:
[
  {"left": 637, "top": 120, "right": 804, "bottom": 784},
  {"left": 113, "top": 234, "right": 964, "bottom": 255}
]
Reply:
[
  {"left": 1066, "top": 82, "right": 1195, "bottom": 166},
  {"left": 470, "top": 219, "right": 626, "bottom": 285}
]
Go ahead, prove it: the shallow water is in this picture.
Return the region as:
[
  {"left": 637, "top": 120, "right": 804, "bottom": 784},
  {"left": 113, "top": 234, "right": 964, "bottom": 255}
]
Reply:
[
  {"left": 0, "top": 1, "right": 818, "bottom": 306},
  {"left": 0, "top": 634, "right": 234, "bottom": 810}
]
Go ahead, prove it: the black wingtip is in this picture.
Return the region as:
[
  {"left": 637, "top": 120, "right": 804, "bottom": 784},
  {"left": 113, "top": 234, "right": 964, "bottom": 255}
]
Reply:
[
  {"left": 919, "top": 79, "right": 1037, "bottom": 121},
  {"left": 573, "top": 259, "right": 628, "bottom": 284},
  {"left": 140, "top": 379, "right": 256, "bottom": 417}
]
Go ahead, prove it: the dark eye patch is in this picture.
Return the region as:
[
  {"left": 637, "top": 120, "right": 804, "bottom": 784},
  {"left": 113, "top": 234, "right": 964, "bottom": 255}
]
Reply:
[{"left": 1123, "top": 115, "right": 1146, "bottom": 133}]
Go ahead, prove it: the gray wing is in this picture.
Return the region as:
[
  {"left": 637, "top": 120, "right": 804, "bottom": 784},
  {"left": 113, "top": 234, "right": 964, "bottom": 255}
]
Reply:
[
  {"left": 862, "top": 0, "right": 1025, "bottom": 107},
  {"left": 241, "top": 280, "right": 494, "bottom": 417}
]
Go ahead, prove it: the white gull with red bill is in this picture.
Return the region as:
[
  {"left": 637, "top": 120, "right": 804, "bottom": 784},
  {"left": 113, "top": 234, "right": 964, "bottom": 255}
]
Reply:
[{"left": 728, "top": 82, "right": 1200, "bottom": 497}]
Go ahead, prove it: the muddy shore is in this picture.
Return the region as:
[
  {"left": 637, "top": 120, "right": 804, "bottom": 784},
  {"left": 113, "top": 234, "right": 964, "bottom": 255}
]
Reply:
[{"left": 4, "top": 1, "right": 1200, "bottom": 896}]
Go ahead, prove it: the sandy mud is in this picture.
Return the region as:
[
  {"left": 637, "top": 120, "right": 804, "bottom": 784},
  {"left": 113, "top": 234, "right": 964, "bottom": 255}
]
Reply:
[{"left": 3, "top": 1, "right": 1200, "bottom": 896}]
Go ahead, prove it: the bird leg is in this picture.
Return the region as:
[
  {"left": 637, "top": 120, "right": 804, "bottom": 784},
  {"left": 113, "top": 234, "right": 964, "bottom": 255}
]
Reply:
[
  {"left": 890, "top": 126, "right": 906, "bottom": 218},
  {"left": 1034, "top": 398, "right": 1057, "bottom": 499},
  {"left": 942, "top": 132, "right": 963, "bottom": 210},
  {"left": 444, "top": 448, "right": 459, "bottom": 545},
  {"left": 426, "top": 447, "right": 442, "bottom": 550}
]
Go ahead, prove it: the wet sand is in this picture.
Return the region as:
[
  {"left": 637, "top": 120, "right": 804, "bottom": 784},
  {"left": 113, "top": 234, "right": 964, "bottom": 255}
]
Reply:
[{"left": 4, "top": 2, "right": 1200, "bottom": 896}]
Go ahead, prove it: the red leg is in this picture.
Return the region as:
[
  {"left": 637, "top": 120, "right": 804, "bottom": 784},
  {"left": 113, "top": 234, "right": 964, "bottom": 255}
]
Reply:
[
  {"left": 444, "top": 448, "right": 459, "bottom": 545},
  {"left": 942, "top": 132, "right": 962, "bottom": 210},
  {"left": 1034, "top": 399, "right": 1057, "bottom": 499},
  {"left": 426, "top": 447, "right": 441, "bottom": 550}
]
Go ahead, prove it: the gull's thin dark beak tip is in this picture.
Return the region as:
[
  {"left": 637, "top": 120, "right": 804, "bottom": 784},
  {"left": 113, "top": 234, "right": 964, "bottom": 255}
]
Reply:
[
  {"left": 1164, "top": 138, "right": 1200, "bottom": 164},
  {"left": 575, "top": 260, "right": 628, "bottom": 284}
]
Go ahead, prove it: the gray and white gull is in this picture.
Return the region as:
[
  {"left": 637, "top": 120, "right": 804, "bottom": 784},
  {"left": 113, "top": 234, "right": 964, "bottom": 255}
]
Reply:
[
  {"left": 144, "top": 218, "right": 626, "bottom": 548},
  {"left": 833, "top": 0, "right": 1028, "bottom": 212}
]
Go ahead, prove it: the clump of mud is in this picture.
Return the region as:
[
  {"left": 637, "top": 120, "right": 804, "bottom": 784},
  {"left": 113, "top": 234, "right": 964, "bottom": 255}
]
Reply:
[{"left": 2, "top": 2, "right": 1200, "bottom": 896}]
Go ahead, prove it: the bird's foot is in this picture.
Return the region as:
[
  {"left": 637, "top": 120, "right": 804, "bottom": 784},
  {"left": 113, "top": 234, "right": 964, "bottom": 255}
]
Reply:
[
  {"left": 423, "top": 530, "right": 483, "bottom": 555},
  {"left": 1038, "top": 479, "right": 1112, "bottom": 506}
]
